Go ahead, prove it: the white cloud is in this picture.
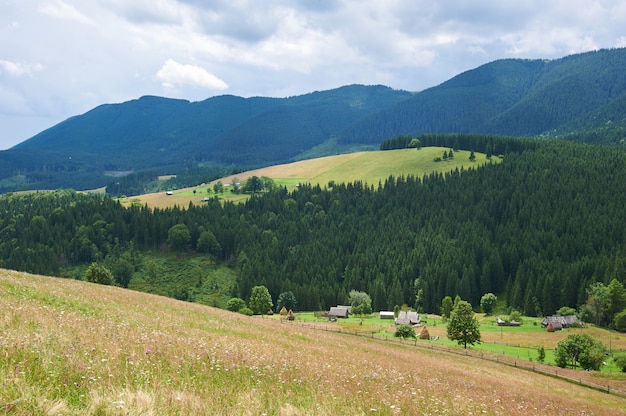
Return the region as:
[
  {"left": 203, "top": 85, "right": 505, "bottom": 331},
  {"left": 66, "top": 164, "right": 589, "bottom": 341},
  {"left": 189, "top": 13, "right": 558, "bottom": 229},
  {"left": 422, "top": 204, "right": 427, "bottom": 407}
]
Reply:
[
  {"left": 0, "top": 0, "right": 625, "bottom": 149},
  {"left": 39, "top": 0, "right": 95, "bottom": 25},
  {"left": 156, "top": 59, "right": 228, "bottom": 90},
  {"left": 0, "top": 60, "right": 44, "bottom": 76}
]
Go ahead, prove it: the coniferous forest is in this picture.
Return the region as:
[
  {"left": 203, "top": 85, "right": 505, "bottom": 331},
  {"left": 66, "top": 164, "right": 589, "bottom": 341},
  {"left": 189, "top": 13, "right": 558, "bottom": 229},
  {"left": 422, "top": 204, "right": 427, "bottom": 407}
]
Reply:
[{"left": 2, "top": 135, "right": 626, "bottom": 322}]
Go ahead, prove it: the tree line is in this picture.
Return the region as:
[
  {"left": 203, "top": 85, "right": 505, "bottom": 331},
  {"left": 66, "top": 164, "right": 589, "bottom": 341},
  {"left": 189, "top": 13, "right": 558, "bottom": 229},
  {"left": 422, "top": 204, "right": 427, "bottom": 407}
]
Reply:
[{"left": 2, "top": 136, "right": 626, "bottom": 328}]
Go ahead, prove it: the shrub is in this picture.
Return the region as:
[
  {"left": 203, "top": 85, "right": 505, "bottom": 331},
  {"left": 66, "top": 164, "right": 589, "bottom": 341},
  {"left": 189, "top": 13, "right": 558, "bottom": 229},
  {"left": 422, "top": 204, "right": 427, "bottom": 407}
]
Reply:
[
  {"left": 537, "top": 347, "right": 546, "bottom": 363},
  {"left": 556, "top": 306, "right": 577, "bottom": 316},
  {"left": 509, "top": 309, "right": 522, "bottom": 324},
  {"left": 614, "top": 309, "right": 626, "bottom": 332},
  {"left": 613, "top": 354, "right": 626, "bottom": 372},
  {"left": 394, "top": 324, "right": 416, "bottom": 340},
  {"left": 238, "top": 307, "right": 254, "bottom": 316},
  {"left": 226, "top": 297, "right": 246, "bottom": 312},
  {"left": 85, "top": 262, "right": 114, "bottom": 285}
]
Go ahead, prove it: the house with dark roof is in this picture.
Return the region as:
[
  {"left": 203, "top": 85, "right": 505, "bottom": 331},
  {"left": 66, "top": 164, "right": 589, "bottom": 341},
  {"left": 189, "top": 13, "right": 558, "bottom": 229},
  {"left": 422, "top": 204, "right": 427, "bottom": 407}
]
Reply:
[
  {"left": 395, "top": 311, "right": 420, "bottom": 326},
  {"left": 541, "top": 315, "right": 581, "bottom": 330},
  {"left": 328, "top": 306, "right": 350, "bottom": 319}
]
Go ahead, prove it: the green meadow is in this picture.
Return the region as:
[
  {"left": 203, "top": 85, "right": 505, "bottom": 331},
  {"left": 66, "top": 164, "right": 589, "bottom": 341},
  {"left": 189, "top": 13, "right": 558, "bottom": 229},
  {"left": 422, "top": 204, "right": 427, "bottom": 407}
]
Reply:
[{"left": 122, "top": 147, "right": 498, "bottom": 209}]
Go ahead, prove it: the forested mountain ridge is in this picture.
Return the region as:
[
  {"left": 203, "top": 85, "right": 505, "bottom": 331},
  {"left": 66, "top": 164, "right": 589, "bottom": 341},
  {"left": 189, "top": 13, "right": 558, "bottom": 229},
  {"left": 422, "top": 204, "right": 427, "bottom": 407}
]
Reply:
[
  {"left": 337, "top": 48, "right": 626, "bottom": 144},
  {"left": 0, "top": 85, "right": 411, "bottom": 191},
  {"left": 1, "top": 48, "right": 625, "bottom": 192},
  {"left": 2, "top": 136, "right": 626, "bottom": 323}
]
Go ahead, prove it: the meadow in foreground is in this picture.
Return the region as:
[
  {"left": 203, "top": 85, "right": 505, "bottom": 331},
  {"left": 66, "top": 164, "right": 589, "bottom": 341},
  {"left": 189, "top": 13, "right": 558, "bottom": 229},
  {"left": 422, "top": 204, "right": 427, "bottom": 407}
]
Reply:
[{"left": 2, "top": 269, "right": 626, "bottom": 415}]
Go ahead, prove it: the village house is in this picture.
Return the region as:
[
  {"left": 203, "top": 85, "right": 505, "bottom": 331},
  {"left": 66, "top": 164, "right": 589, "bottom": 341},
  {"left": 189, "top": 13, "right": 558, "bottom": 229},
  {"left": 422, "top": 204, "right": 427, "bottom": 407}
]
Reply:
[
  {"left": 395, "top": 311, "right": 420, "bottom": 326},
  {"left": 328, "top": 306, "right": 350, "bottom": 319},
  {"left": 379, "top": 311, "right": 395, "bottom": 320},
  {"left": 541, "top": 315, "right": 581, "bottom": 330}
]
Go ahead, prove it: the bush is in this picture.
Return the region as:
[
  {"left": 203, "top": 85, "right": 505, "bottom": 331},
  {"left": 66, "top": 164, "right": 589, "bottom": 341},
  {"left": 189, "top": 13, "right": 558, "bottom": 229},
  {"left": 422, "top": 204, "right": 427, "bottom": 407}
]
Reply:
[
  {"left": 85, "top": 262, "right": 114, "bottom": 286},
  {"left": 226, "top": 297, "right": 246, "bottom": 312},
  {"left": 537, "top": 347, "right": 546, "bottom": 363},
  {"left": 613, "top": 354, "right": 626, "bottom": 372},
  {"left": 394, "top": 324, "right": 416, "bottom": 340},
  {"left": 556, "top": 306, "right": 577, "bottom": 316},
  {"left": 509, "top": 309, "right": 522, "bottom": 324},
  {"left": 614, "top": 309, "right": 626, "bottom": 332},
  {"left": 238, "top": 307, "right": 254, "bottom": 316}
]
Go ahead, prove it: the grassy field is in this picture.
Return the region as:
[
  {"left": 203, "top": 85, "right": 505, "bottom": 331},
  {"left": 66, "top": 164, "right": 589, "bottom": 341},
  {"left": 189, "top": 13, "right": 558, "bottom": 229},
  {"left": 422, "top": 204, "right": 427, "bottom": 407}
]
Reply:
[
  {"left": 2, "top": 269, "right": 626, "bottom": 415},
  {"left": 286, "top": 312, "right": 626, "bottom": 372},
  {"left": 120, "top": 147, "right": 497, "bottom": 209}
]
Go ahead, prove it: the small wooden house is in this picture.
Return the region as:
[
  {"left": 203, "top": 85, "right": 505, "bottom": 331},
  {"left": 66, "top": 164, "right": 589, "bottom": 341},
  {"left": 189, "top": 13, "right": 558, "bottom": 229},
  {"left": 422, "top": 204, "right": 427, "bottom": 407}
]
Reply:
[
  {"left": 379, "top": 311, "right": 395, "bottom": 320},
  {"left": 496, "top": 317, "right": 521, "bottom": 326},
  {"left": 541, "top": 315, "right": 580, "bottom": 330},
  {"left": 329, "top": 306, "right": 350, "bottom": 319},
  {"left": 395, "top": 311, "right": 420, "bottom": 326}
]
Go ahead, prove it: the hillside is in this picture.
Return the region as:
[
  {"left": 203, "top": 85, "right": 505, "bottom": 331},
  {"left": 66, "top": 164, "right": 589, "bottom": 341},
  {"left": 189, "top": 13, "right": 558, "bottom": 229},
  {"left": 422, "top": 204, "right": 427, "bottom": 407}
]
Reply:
[
  {"left": 4, "top": 136, "right": 626, "bottom": 318},
  {"left": 123, "top": 147, "right": 496, "bottom": 209},
  {"left": 1, "top": 48, "right": 626, "bottom": 192},
  {"left": 2, "top": 268, "right": 625, "bottom": 415},
  {"left": 337, "top": 48, "right": 626, "bottom": 145}
]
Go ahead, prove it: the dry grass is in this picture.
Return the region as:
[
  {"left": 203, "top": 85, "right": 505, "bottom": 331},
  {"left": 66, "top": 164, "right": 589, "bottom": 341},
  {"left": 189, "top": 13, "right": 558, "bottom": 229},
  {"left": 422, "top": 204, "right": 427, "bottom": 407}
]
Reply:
[{"left": 2, "top": 269, "right": 626, "bottom": 415}]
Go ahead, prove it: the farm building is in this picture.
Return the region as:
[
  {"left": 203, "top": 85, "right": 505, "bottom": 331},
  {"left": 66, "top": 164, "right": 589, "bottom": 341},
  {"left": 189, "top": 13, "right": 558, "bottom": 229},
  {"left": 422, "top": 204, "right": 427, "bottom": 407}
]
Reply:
[
  {"left": 379, "top": 311, "right": 395, "bottom": 320},
  {"left": 541, "top": 315, "right": 581, "bottom": 330},
  {"left": 496, "top": 317, "right": 521, "bottom": 326},
  {"left": 328, "top": 306, "right": 350, "bottom": 319},
  {"left": 395, "top": 311, "right": 420, "bottom": 326}
]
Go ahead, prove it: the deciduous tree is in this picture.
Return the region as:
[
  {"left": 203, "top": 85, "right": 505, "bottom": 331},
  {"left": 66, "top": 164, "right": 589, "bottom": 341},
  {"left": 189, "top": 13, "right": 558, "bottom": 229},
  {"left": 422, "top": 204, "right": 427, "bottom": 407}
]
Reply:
[
  {"left": 480, "top": 293, "right": 497, "bottom": 315},
  {"left": 441, "top": 296, "right": 453, "bottom": 320},
  {"left": 447, "top": 300, "right": 481, "bottom": 348},
  {"left": 167, "top": 224, "right": 191, "bottom": 254},
  {"left": 249, "top": 285, "right": 273, "bottom": 315},
  {"left": 276, "top": 291, "right": 297, "bottom": 312},
  {"left": 555, "top": 333, "right": 607, "bottom": 370}
]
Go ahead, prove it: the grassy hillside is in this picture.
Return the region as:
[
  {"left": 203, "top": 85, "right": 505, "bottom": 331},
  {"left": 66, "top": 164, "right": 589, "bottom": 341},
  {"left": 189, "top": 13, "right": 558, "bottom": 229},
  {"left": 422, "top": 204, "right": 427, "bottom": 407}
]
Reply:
[
  {"left": 2, "top": 268, "right": 626, "bottom": 415},
  {"left": 122, "top": 147, "right": 494, "bottom": 209},
  {"left": 4, "top": 49, "right": 626, "bottom": 193}
]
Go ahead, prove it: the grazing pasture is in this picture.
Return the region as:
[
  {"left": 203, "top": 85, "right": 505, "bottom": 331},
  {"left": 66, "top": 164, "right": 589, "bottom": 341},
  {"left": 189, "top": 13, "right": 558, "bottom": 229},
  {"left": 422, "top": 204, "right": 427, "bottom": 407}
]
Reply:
[
  {"left": 121, "top": 147, "right": 495, "bottom": 209},
  {"left": 2, "top": 269, "right": 626, "bottom": 415}
]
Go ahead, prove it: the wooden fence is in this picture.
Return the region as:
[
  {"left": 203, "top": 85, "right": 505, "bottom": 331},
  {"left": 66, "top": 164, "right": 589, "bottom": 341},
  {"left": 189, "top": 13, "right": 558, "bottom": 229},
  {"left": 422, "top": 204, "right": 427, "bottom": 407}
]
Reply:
[{"left": 279, "top": 320, "right": 626, "bottom": 397}]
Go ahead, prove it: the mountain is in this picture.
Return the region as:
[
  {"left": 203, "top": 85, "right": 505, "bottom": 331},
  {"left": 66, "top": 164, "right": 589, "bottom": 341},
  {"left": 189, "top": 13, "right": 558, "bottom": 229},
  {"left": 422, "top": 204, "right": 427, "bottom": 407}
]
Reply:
[
  {"left": 336, "top": 48, "right": 626, "bottom": 145},
  {"left": 1, "top": 48, "right": 626, "bottom": 192}
]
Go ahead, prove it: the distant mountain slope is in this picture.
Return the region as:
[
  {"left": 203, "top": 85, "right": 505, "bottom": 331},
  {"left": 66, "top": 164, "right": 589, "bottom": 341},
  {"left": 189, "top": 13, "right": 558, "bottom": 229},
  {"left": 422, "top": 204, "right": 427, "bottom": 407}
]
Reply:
[
  {"left": 1, "top": 48, "right": 625, "bottom": 192},
  {"left": 337, "top": 48, "right": 626, "bottom": 144}
]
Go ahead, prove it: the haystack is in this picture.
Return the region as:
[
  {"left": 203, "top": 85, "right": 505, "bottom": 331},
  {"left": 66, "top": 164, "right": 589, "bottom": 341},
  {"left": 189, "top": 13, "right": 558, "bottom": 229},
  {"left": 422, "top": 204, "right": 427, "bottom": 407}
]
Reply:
[
  {"left": 419, "top": 326, "right": 430, "bottom": 340},
  {"left": 546, "top": 323, "right": 555, "bottom": 332},
  {"left": 287, "top": 309, "right": 295, "bottom": 321},
  {"left": 279, "top": 306, "right": 288, "bottom": 316}
]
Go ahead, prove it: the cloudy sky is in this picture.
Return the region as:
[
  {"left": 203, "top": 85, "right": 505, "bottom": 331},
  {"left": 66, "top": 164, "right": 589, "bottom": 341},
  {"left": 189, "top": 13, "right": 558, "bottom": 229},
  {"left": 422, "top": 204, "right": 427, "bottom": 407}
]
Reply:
[{"left": 1, "top": 0, "right": 625, "bottom": 149}]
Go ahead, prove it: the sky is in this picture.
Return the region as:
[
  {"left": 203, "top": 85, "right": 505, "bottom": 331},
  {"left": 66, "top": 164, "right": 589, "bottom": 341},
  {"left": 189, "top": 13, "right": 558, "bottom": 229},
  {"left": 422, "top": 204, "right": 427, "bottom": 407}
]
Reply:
[{"left": 1, "top": 1, "right": 625, "bottom": 150}]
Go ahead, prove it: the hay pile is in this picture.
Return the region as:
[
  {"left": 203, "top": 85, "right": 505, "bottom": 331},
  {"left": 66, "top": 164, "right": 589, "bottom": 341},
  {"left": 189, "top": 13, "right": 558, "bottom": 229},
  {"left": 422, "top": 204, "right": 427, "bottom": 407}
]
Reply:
[{"left": 419, "top": 326, "right": 430, "bottom": 340}]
